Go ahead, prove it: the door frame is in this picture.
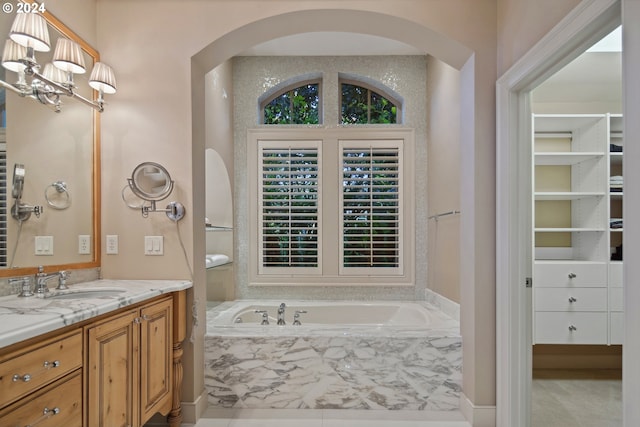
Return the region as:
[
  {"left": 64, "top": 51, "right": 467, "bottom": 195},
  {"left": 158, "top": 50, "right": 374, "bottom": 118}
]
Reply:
[{"left": 495, "top": 0, "right": 634, "bottom": 425}]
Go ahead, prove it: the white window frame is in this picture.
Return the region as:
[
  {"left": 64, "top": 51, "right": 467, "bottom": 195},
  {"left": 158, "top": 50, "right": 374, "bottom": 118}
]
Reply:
[{"left": 248, "top": 128, "right": 414, "bottom": 287}]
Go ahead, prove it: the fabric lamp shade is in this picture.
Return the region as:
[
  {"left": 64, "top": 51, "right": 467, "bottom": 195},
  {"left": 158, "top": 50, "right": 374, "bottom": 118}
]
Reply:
[
  {"left": 1, "top": 39, "right": 27, "bottom": 72},
  {"left": 9, "top": 13, "right": 50, "bottom": 52},
  {"left": 89, "top": 62, "right": 117, "bottom": 94},
  {"left": 42, "top": 62, "right": 66, "bottom": 84},
  {"left": 53, "top": 38, "right": 86, "bottom": 74}
]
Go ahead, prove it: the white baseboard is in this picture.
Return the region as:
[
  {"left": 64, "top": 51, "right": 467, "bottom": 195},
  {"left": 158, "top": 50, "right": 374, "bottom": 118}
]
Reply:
[
  {"left": 460, "top": 393, "right": 496, "bottom": 427},
  {"left": 181, "top": 390, "right": 209, "bottom": 425}
]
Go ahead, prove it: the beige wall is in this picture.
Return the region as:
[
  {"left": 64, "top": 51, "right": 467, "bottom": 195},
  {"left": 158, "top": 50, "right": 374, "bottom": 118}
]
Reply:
[
  {"left": 497, "top": 0, "right": 581, "bottom": 74},
  {"left": 426, "top": 56, "right": 461, "bottom": 303}
]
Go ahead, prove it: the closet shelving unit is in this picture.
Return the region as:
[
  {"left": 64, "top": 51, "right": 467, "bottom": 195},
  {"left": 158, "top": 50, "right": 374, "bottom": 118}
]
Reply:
[{"left": 532, "top": 113, "right": 623, "bottom": 345}]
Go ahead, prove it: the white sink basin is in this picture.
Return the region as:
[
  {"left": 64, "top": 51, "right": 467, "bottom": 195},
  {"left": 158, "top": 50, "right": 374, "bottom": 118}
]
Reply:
[{"left": 45, "top": 288, "right": 126, "bottom": 300}]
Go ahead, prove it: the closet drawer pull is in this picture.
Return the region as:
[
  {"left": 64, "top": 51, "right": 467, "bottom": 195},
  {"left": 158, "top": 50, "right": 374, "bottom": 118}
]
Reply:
[
  {"left": 568, "top": 272, "right": 577, "bottom": 279},
  {"left": 568, "top": 297, "right": 577, "bottom": 303}
]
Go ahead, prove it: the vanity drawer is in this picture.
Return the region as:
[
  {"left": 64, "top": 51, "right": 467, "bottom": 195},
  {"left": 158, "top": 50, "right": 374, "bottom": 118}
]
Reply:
[
  {"left": 0, "top": 369, "right": 82, "bottom": 427},
  {"left": 535, "top": 288, "right": 607, "bottom": 312},
  {"left": 535, "top": 312, "right": 607, "bottom": 344},
  {"left": 0, "top": 329, "right": 82, "bottom": 408},
  {"left": 534, "top": 262, "right": 606, "bottom": 287}
]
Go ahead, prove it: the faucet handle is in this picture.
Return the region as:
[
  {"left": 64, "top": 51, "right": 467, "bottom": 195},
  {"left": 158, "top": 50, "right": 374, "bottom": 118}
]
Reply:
[
  {"left": 56, "top": 270, "right": 70, "bottom": 290},
  {"left": 37, "top": 265, "right": 45, "bottom": 275},
  {"left": 254, "top": 310, "right": 269, "bottom": 325},
  {"left": 293, "top": 310, "right": 307, "bottom": 326}
]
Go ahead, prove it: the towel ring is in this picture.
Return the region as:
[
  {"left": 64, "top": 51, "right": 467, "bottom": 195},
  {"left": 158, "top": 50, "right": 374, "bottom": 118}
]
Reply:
[{"left": 44, "top": 181, "right": 71, "bottom": 210}]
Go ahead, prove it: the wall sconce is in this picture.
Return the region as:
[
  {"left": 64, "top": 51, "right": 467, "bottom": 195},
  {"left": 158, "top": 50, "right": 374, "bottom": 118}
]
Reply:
[{"left": 1, "top": 12, "right": 116, "bottom": 112}]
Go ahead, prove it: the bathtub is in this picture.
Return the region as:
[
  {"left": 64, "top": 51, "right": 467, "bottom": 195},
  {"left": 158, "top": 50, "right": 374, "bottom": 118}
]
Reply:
[{"left": 205, "top": 300, "right": 461, "bottom": 411}]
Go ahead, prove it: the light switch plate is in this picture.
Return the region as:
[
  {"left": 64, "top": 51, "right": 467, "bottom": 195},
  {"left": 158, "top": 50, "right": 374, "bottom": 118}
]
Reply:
[
  {"left": 144, "top": 236, "right": 163, "bottom": 255},
  {"left": 35, "top": 236, "right": 54, "bottom": 256}
]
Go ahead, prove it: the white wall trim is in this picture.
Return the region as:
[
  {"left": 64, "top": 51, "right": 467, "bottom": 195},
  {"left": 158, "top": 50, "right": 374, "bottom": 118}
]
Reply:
[
  {"left": 496, "top": 1, "right": 621, "bottom": 427},
  {"left": 460, "top": 392, "right": 496, "bottom": 427},
  {"left": 180, "top": 390, "right": 209, "bottom": 425}
]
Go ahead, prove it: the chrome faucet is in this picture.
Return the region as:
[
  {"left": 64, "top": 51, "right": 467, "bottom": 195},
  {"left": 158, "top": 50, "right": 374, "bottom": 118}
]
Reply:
[
  {"left": 277, "top": 303, "right": 286, "bottom": 325},
  {"left": 34, "top": 266, "right": 70, "bottom": 294}
]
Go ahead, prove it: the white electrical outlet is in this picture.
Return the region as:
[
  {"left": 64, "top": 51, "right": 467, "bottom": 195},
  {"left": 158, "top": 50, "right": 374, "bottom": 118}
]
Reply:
[
  {"left": 79, "top": 235, "right": 91, "bottom": 254},
  {"left": 144, "top": 236, "right": 163, "bottom": 255},
  {"left": 106, "top": 235, "right": 118, "bottom": 254}
]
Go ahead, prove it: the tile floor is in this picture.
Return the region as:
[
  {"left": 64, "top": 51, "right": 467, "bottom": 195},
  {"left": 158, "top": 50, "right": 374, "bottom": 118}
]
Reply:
[
  {"left": 531, "top": 369, "right": 622, "bottom": 427},
  {"left": 189, "top": 408, "right": 471, "bottom": 427}
]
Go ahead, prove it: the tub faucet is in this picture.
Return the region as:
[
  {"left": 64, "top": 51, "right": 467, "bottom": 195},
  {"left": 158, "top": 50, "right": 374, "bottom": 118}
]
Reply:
[{"left": 277, "top": 303, "right": 286, "bottom": 325}]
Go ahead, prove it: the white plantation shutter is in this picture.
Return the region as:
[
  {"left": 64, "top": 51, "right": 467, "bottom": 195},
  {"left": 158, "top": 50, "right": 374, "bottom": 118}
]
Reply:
[
  {"left": 0, "top": 149, "right": 6, "bottom": 267},
  {"left": 258, "top": 140, "right": 321, "bottom": 274},
  {"left": 340, "top": 140, "right": 403, "bottom": 275}
]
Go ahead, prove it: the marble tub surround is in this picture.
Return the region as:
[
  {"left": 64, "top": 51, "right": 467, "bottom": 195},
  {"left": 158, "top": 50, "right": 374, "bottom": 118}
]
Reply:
[
  {"left": 205, "top": 335, "right": 462, "bottom": 411},
  {"left": 205, "top": 301, "right": 461, "bottom": 411},
  {"left": 0, "top": 279, "right": 192, "bottom": 347}
]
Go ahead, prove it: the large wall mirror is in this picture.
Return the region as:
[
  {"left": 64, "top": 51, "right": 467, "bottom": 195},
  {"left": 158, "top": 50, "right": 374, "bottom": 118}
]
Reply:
[{"left": 0, "top": 4, "right": 100, "bottom": 275}]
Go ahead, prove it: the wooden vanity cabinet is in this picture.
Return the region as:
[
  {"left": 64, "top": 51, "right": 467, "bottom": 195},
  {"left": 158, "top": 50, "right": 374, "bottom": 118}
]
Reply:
[
  {"left": 86, "top": 296, "right": 174, "bottom": 427},
  {"left": 0, "top": 289, "right": 187, "bottom": 427}
]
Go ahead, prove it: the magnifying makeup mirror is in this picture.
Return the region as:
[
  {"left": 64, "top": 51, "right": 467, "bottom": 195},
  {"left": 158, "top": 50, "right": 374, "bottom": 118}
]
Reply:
[{"left": 125, "top": 162, "right": 185, "bottom": 221}]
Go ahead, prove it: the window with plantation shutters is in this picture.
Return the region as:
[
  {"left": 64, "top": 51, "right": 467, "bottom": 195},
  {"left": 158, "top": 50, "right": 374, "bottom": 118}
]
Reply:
[
  {"left": 258, "top": 140, "right": 321, "bottom": 274},
  {"left": 249, "top": 129, "right": 414, "bottom": 286},
  {"left": 341, "top": 141, "right": 402, "bottom": 275}
]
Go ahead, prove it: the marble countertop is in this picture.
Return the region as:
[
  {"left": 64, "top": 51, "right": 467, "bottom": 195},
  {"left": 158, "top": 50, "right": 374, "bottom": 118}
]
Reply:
[{"left": 0, "top": 279, "right": 192, "bottom": 348}]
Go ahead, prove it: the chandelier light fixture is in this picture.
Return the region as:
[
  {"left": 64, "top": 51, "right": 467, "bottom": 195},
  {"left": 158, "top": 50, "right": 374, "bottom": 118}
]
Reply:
[{"left": 0, "top": 12, "right": 116, "bottom": 112}]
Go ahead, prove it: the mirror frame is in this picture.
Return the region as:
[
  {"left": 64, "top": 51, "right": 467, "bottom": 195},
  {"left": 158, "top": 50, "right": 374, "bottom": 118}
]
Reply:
[
  {"left": 129, "top": 162, "right": 174, "bottom": 202},
  {"left": 0, "top": 2, "right": 101, "bottom": 277}
]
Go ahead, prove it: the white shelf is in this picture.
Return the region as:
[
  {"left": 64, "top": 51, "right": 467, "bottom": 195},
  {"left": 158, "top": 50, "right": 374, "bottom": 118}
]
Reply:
[
  {"left": 534, "top": 152, "right": 605, "bottom": 165},
  {"left": 535, "top": 228, "right": 606, "bottom": 233},
  {"left": 535, "top": 192, "right": 605, "bottom": 201}
]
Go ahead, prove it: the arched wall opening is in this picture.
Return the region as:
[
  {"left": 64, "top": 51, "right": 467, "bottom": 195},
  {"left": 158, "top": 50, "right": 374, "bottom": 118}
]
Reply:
[{"left": 189, "top": 8, "right": 490, "bottom": 423}]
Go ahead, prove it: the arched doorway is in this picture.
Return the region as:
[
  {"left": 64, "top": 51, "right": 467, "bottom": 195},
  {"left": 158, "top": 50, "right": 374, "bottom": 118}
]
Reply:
[{"left": 190, "top": 8, "right": 493, "bottom": 424}]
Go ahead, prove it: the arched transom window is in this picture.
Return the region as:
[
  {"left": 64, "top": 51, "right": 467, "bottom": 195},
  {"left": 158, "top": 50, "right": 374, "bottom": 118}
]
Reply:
[
  {"left": 261, "top": 79, "right": 321, "bottom": 125},
  {"left": 340, "top": 78, "right": 402, "bottom": 124}
]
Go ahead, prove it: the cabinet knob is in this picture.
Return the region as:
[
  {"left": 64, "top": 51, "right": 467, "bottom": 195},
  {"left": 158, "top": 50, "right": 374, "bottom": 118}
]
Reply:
[
  {"left": 568, "top": 273, "right": 577, "bottom": 279},
  {"left": 568, "top": 325, "right": 577, "bottom": 331},
  {"left": 568, "top": 297, "right": 577, "bottom": 303},
  {"left": 11, "top": 360, "right": 59, "bottom": 382}
]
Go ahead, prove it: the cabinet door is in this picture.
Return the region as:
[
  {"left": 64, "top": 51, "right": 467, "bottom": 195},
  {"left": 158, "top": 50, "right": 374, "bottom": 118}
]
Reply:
[
  {"left": 140, "top": 298, "right": 173, "bottom": 425},
  {"left": 87, "top": 309, "right": 139, "bottom": 427}
]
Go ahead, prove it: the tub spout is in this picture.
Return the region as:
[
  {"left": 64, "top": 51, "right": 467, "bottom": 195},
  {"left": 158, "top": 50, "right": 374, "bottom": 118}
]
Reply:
[{"left": 277, "top": 303, "right": 286, "bottom": 325}]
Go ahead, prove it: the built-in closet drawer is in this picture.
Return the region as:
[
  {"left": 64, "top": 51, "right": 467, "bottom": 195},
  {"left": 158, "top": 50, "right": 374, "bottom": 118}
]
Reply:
[
  {"left": 0, "top": 329, "right": 82, "bottom": 408},
  {"left": 609, "top": 262, "right": 623, "bottom": 287},
  {"left": 535, "top": 312, "right": 607, "bottom": 344},
  {"left": 610, "top": 312, "right": 624, "bottom": 345},
  {"left": 534, "top": 262, "right": 607, "bottom": 287},
  {"left": 535, "top": 288, "right": 607, "bottom": 312},
  {"left": 609, "top": 287, "right": 623, "bottom": 312}
]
